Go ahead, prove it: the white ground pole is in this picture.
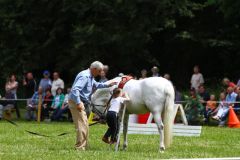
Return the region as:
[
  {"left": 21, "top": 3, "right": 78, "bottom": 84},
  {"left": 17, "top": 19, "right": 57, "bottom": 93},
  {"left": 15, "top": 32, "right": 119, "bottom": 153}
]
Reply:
[
  {"left": 170, "top": 158, "right": 240, "bottom": 160},
  {"left": 115, "top": 103, "right": 127, "bottom": 152}
]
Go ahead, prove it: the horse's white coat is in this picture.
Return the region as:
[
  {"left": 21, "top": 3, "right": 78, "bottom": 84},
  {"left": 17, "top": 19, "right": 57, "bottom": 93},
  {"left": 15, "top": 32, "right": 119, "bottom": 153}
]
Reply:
[{"left": 91, "top": 77, "right": 175, "bottom": 151}]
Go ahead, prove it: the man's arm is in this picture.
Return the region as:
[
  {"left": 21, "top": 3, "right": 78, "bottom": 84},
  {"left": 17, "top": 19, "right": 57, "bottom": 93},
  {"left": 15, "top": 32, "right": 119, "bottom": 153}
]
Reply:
[{"left": 94, "top": 79, "right": 117, "bottom": 89}]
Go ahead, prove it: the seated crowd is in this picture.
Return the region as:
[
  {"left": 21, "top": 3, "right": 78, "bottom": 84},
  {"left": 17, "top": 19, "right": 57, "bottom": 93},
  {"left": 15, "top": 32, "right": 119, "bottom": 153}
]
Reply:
[
  {"left": 0, "top": 65, "right": 240, "bottom": 127},
  {"left": 0, "top": 70, "right": 72, "bottom": 122},
  {"left": 184, "top": 66, "right": 240, "bottom": 126},
  {"left": 25, "top": 71, "right": 72, "bottom": 122}
]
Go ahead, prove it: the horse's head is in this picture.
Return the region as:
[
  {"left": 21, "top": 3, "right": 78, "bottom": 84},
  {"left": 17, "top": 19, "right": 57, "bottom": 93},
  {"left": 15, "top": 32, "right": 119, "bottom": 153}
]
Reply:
[
  {"left": 90, "top": 77, "right": 122, "bottom": 115},
  {"left": 91, "top": 88, "right": 111, "bottom": 105}
]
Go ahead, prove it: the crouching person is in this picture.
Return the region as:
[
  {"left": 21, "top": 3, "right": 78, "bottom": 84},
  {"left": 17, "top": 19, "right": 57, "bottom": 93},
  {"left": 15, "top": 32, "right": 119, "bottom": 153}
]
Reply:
[
  {"left": 42, "top": 89, "right": 54, "bottom": 121},
  {"left": 52, "top": 87, "right": 71, "bottom": 121},
  {"left": 212, "top": 92, "right": 229, "bottom": 125},
  {"left": 25, "top": 87, "right": 43, "bottom": 121},
  {"left": 204, "top": 94, "right": 217, "bottom": 123},
  {"left": 51, "top": 87, "right": 64, "bottom": 121},
  {"left": 102, "top": 88, "right": 130, "bottom": 144}
]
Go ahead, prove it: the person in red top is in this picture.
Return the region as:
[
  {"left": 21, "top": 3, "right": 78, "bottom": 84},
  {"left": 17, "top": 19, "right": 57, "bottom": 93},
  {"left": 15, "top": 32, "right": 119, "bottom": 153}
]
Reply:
[
  {"left": 223, "top": 78, "right": 236, "bottom": 89},
  {"left": 42, "top": 89, "right": 54, "bottom": 120}
]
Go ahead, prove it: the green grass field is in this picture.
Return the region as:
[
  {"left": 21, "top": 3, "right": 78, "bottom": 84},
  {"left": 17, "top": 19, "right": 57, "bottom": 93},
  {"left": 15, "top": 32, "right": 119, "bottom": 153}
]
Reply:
[{"left": 1, "top": 120, "right": 240, "bottom": 160}]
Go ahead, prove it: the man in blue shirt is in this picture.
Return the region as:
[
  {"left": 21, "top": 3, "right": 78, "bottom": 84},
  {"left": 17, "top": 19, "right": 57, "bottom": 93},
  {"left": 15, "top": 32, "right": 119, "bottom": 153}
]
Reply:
[{"left": 68, "top": 61, "right": 116, "bottom": 151}]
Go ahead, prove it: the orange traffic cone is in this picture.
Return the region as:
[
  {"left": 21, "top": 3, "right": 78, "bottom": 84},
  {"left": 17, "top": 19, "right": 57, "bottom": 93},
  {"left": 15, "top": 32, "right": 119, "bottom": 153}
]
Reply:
[{"left": 228, "top": 106, "right": 240, "bottom": 128}]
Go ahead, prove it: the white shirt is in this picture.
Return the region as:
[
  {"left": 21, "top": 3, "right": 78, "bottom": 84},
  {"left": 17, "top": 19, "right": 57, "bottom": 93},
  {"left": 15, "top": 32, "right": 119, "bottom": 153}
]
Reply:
[
  {"left": 54, "top": 95, "right": 61, "bottom": 108},
  {"left": 108, "top": 97, "right": 128, "bottom": 113},
  {"left": 64, "top": 94, "right": 69, "bottom": 104},
  {"left": 190, "top": 73, "right": 204, "bottom": 90},
  {"left": 51, "top": 78, "right": 64, "bottom": 96}
]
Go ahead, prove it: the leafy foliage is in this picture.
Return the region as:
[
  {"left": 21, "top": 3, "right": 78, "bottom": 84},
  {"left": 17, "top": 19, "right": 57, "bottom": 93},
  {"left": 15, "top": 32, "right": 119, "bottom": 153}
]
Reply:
[{"left": 0, "top": 0, "right": 239, "bottom": 90}]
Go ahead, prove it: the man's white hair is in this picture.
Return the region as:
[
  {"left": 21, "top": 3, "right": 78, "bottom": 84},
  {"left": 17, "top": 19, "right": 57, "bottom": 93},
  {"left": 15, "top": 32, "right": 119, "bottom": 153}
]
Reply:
[{"left": 90, "top": 61, "right": 104, "bottom": 70}]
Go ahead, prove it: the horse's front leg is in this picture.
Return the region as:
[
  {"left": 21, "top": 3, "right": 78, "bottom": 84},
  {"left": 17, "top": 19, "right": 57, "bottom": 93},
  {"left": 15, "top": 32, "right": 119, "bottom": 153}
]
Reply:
[
  {"left": 152, "top": 111, "right": 165, "bottom": 152},
  {"left": 123, "top": 113, "right": 129, "bottom": 150}
]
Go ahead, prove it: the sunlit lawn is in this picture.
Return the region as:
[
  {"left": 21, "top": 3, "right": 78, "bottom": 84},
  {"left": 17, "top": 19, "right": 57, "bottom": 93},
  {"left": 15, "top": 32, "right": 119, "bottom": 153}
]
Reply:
[{"left": 1, "top": 120, "right": 240, "bottom": 160}]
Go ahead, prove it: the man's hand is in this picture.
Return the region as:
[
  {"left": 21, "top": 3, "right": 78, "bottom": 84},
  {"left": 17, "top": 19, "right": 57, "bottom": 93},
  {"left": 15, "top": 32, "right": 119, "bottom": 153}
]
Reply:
[
  {"left": 76, "top": 102, "right": 85, "bottom": 112},
  {"left": 108, "top": 82, "right": 117, "bottom": 87}
]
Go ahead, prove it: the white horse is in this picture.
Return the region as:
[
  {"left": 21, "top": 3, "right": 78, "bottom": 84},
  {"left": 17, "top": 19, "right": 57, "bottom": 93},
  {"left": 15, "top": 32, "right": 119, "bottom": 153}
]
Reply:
[{"left": 91, "top": 76, "right": 175, "bottom": 151}]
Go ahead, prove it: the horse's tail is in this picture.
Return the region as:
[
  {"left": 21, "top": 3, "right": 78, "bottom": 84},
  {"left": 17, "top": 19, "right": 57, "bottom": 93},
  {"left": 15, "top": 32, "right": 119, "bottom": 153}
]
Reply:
[{"left": 163, "top": 83, "right": 175, "bottom": 148}]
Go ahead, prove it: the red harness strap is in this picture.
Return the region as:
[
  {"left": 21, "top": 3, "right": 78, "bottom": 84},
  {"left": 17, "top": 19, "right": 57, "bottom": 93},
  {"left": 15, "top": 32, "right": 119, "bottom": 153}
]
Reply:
[{"left": 118, "top": 76, "right": 133, "bottom": 89}]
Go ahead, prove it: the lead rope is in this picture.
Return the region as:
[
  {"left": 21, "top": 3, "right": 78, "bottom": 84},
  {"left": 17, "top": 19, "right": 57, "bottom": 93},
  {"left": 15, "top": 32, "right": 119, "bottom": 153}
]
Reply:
[
  {"left": 3, "top": 117, "right": 100, "bottom": 138},
  {"left": 103, "top": 94, "right": 113, "bottom": 115}
]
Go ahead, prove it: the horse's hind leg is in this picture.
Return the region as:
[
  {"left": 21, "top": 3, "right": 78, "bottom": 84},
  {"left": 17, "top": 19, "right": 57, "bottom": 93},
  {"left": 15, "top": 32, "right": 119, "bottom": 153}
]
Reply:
[{"left": 152, "top": 111, "right": 165, "bottom": 151}]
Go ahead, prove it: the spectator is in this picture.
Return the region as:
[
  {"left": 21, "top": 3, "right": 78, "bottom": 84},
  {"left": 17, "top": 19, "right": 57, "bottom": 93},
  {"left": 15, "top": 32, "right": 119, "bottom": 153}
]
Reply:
[
  {"left": 39, "top": 70, "right": 52, "bottom": 94},
  {"left": 185, "top": 88, "right": 204, "bottom": 125},
  {"left": 204, "top": 94, "right": 217, "bottom": 123},
  {"left": 234, "top": 88, "right": 240, "bottom": 114},
  {"left": 151, "top": 66, "right": 160, "bottom": 77},
  {"left": 237, "top": 78, "right": 240, "bottom": 88},
  {"left": 222, "top": 78, "right": 236, "bottom": 89},
  {"left": 23, "top": 72, "right": 37, "bottom": 109},
  {"left": 139, "top": 69, "right": 147, "bottom": 80},
  {"left": 174, "top": 86, "right": 182, "bottom": 103},
  {"left": 212, "top": 88, "right": 237, "bottom": 126},
  {"left": 212, "top": 92, "right": 228, "bottom": 122},
  {"left": 226, "top": 86, "right": 238, "bottom": 104},
  {"left": 51, "top": 87, "right": 65, "bottom": 121},
  {"left": 99, "top": 70, "right": 108, "bottom": 83},
  {"left": 51, "top": 87, "right": 72, "bottom": 121},
  {"left": 51, "top": 72, "right": 64, "bottom": 96},
  {"left": 5, "top": 74, "right": 20, "bottom": 118},
  {"left": 42, "top": 89, "right": 54, "bottom": 121},
  {"left": 23, "top": 72, "right": 37, "bottom": 98},
  {"left": 190, "top": 65, "right": 204, "bottom": 92},
  {"left": 0, "top": 98, "right": 14, "bottom": 120},
  {"left": 26, "top": 87, "right": 43, "bottom": 121},
  {"left": 103, "top": 65, "right": 109, "bottom": 75},
  {"left": 198, "top": 85, "right": 210, "bottom": 102},
  {"left": 163, "top": 73, "right": 171, "bottom": 81}
]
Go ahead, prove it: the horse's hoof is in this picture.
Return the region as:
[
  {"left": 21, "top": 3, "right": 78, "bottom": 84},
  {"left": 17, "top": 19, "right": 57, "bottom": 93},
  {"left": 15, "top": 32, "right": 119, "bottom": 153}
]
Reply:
[
  {"left": 159, "top": 147, "right": 165, "bottom": 153},
  {"left": 123, "top": 145, "right": 128, "bottom": 151}
]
